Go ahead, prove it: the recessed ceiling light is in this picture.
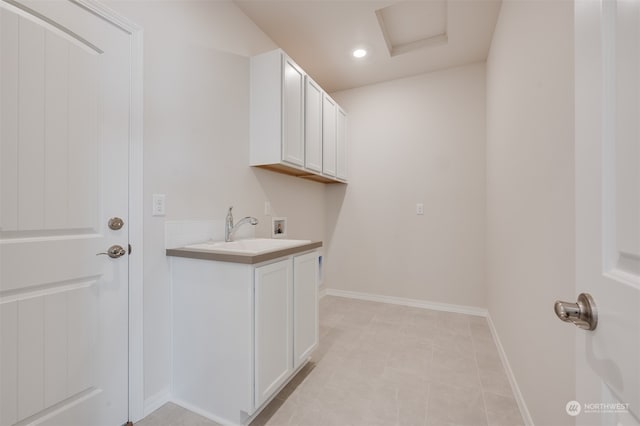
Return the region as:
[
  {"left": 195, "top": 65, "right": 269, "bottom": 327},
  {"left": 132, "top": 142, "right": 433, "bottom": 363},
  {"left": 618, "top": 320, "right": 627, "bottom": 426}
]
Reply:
[{"left": 352, "top": 48, "right": 367, "bottom": 58}]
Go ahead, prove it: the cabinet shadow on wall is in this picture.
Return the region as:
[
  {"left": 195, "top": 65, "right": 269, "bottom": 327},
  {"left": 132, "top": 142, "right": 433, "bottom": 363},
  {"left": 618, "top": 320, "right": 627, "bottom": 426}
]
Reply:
[
  {"left": 325, "top": 182, "right": 347, "bottom": 243},
  {"left": 250, "top": 168, "right": 325, "bottom": 238},
  {"left": 251, "top": 167, "right": 347, "bottom": 242}
]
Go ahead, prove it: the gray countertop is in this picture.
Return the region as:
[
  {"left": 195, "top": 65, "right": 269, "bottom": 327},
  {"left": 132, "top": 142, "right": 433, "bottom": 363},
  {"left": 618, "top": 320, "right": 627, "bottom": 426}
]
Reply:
[{"left": 166, "top": 241, "right": 322, "bottom": 265}]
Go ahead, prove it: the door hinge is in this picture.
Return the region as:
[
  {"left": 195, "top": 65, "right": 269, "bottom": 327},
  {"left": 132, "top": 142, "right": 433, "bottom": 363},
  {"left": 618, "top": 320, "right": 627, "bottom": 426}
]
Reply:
[{"left": 128, "top": 244, "right": 132, "bottom": 255}]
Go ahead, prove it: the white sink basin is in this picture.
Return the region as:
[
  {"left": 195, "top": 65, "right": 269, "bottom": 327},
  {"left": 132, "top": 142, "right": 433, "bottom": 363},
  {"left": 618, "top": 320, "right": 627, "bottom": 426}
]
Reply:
[{"left": 184, "top": 238, "right": 312, "bottom": 255}]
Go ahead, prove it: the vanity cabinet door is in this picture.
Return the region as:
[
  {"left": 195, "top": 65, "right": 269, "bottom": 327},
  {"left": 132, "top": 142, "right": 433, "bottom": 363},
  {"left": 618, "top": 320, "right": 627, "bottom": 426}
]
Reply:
[
  {"left": 293, "top": 252, "right": 319, "bottom": 369},
  {"left": 254, "top": 259, "right": 293, "bottom": 408}
]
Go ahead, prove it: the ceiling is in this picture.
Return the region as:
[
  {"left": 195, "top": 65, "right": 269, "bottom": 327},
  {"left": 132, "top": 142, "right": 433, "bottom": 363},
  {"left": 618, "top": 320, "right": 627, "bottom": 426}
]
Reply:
[{"left": 235, "top": 0, "right": 502, "bottom": 93}]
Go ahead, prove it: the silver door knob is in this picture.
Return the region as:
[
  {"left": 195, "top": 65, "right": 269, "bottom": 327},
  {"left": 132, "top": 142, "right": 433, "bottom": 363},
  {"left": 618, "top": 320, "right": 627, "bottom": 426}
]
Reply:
[
  {"left": 96, "top": 245, "right": 127, "bottom": 259},
  {"left": 108, "top": 217, "right": 124, "bottom": 230},
  {"left": 554, "top": 292, "right": 597, "bottom": 330}
]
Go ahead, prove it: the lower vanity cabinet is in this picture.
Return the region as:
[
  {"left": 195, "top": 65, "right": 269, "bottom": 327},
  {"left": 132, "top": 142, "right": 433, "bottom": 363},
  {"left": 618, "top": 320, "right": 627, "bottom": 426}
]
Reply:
[
  {"left": 293, "top": 251, "right": 319, "bottom": 369},
  {"left": 254, "top": 258, "right": 293, "bottom": 408},
  {"left": 170, "top": 249, "right": 319, "bottom": 425},
  {"left": 254, "top": 252, "right": 319, "bottom": 407}
]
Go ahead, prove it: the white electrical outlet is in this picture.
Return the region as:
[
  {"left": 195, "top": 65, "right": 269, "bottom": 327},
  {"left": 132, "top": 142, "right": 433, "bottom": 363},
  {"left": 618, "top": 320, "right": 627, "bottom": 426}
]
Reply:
[
  {"left": 264, "top": 201, "right": 271, "bottom": 216},
  {"left": 416, "top": 203, "right": 424, "bottom": 215},
  {"left": 152, "top": 194, "right": 166, "bottom": 216}
]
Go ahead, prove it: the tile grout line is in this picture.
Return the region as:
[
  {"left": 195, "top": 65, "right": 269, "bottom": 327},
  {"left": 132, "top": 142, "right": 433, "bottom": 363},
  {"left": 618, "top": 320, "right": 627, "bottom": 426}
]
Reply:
[
  {"left": 471, "top": 320, "right": 492, "bottom": 426},
  {"left": 423, "top": 343, "right": 435, "bottom": 426}
]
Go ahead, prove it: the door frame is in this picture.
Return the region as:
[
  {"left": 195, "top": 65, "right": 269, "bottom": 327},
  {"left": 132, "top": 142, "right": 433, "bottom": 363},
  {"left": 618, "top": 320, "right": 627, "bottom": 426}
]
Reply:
[{"left": 70, "top": 0, "right": 145, "bottom": 422}]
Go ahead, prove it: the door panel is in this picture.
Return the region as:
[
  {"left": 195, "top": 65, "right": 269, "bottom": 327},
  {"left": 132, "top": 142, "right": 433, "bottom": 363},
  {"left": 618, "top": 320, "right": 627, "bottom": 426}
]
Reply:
[
  {"left": 282, "top": 57, "right": 305, "bottom": 167},
  {"left": 304, "top": 77, "right": 323, "bottom": 173},
  {"left": 575, "top": 0, "right": 640, "bottom": 423},
  {"left": 1, "top": 300, "right": 18, "bottom": 424},
  {"left": 613, "top": 0, "right": 640, "bottom": 274},
  {"left": 336, "top": 107, "right": 347, "bottom": 180},
  {"left": 254, "top": 259, "right": 293, "bottom": 408},
  {"left": 322, "top": 94, "right": 337, "bottom": 177},
  {"left": 293, "top": 252, "right": 318, "bottom": 369},
  {"left": 1, "top": 8, "right": 100, "bottom": 235},
  {"left": 17, "top": 16, "right": 46, "bottom": 230},
  {"left": 18, "top": 296, "right": 45, "bottom": 420},
  {"left": 0, "top": 1, "right": 130, "bottom": 425},
  {"left": 1, "top": 6, "right": 19, "bottom": 230}
]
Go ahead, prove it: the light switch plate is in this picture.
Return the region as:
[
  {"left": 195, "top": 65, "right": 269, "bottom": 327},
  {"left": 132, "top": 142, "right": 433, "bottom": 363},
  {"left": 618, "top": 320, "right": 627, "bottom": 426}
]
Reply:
[
  {"left": 152, "top": 194, "right": 166, "bottom": 216},
  {"left": 416, "top": 203, "right": 424, "bottom": 215}
]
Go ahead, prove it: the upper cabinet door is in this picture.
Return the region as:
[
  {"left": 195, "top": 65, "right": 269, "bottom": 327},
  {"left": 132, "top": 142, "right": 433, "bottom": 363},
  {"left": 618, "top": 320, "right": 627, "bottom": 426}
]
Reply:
[
  {"left": 336, "top": 107, "right": 347, "bottom": 181},
  {"left": 304, "top": 77, "right": 323, "bottom": 173},
  {"left": 322, "top": 94, "right": 337, "bottom": 177},
  {"left": 282, "top": 57, "right": 305, "bottom": 167}
]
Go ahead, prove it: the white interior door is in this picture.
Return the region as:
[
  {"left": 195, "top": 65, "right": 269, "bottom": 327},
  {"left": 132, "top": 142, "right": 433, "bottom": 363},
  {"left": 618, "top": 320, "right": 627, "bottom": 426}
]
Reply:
[
  {"left": 575, "top": 0, "right": 640, "bottom": 424},
  {"left": 0, "top": 1, "right": 131, "bottom": 425}
]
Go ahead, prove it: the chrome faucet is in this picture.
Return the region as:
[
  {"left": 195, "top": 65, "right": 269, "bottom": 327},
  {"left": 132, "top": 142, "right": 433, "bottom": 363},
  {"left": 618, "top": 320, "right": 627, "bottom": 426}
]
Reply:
[{"left": 225, "top": 206, "right": 258, "bottom": 242}]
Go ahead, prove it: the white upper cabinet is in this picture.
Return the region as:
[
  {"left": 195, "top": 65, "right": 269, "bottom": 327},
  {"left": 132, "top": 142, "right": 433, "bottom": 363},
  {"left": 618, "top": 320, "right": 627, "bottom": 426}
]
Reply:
[
  {"left": 250, "top": 49, "right": 347, "bottom": 184},
  {"left": 304, "top": 77, "right": 323, "bottom": 173},
  {"left": 250, "top": 50, "right": 304, "bottom": 168},
  {"left": 322, "top": 94, "right": 337, "bottom": 177},
  {"left": 336, "top": 107, "right": 347, "bottom": 181},
  {"left": 282, "top": 57, "right": 305, "bottom": 167}
]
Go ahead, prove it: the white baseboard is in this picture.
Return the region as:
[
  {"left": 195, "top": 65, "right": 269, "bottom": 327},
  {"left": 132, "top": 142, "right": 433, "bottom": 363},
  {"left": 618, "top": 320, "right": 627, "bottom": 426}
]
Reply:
[
  {"left": 486, "top": 315, "right": 534, "bottom": 426},
  {"left": 319, "top": 287, "right": 327, "bottom": 299},
  {"left": 143, "top": 387, "right": 171, "bottom": 418},
  {"left": 324, "top": 288, "right": 488, "bottom": 317}
]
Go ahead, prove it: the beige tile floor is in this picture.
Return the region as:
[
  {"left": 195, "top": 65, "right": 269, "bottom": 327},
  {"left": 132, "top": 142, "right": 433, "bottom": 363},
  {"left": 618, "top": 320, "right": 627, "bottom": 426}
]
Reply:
[{"left": 137, "top": 295, "right": 524, "bottom": 426}]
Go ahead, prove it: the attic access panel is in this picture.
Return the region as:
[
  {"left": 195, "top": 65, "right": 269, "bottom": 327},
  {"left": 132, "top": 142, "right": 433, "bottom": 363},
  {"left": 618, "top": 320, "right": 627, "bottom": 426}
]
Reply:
[{"left": 376, "top": 0, "right": 448, "bottom": 57}]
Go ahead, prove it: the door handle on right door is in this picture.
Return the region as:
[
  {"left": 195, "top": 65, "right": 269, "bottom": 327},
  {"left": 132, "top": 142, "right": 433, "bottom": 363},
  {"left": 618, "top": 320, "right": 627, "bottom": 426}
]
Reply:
[{"left": 554, "top": 293, "right": 598, "bottom": 330}]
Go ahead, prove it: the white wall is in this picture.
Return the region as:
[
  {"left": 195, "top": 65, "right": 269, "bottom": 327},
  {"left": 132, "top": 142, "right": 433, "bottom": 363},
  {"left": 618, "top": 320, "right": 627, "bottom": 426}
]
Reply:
[
  {"left": 106, "top": 0, "right": 327, "bottom": 409},
  {"left": 485, "top": 1, "right": 575, "bottom": 425},
  {"left": 326, "top": 63, "right": 486, "bottom": 309}
]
